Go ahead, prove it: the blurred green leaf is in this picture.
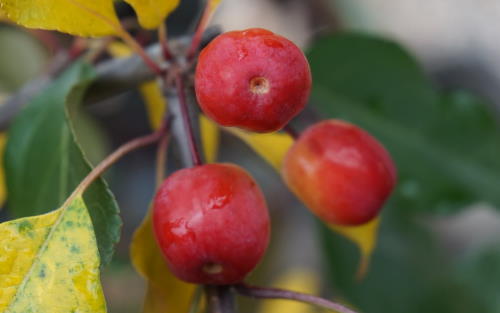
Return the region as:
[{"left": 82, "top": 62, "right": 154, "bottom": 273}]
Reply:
[
  {"left": 308, "top": 33, "right": 500, "bottom": 214},
  {"left": 320, "top": 202, "right": 485, "bottom": 313},
  {"left": 308, "top": 33, "right": 500, "bottom": 313},
  {"left": 456, "top": 245, "right": 500, "bottom": 312},
  {"left": 4, "top": 61, "right": 121, "bottom": 267},
  {"left": 0, "top": 26, "right": 47, "bottom": 92}
]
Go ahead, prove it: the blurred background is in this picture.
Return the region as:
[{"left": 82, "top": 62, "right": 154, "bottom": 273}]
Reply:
[{"left": 1, "top": 0, "right": 500, "bottom": 312}]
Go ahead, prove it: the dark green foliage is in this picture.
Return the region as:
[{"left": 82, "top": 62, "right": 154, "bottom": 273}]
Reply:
[
  {"left": 4, "top": 62, "right": 121, "bottom": 267},
  {"left": 308, "top": 33, "right": 500, "bottom": 313}
]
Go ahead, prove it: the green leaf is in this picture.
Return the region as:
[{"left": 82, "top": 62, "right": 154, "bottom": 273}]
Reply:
[
  {"left": 456, "top": 245, "right": 500, "bottom": 312},
  {"left": 320, "top": 203, "right": 485, "bottom": 313},
  {"left": 308, "top": 33, "right": 500, "bottom": 214},
  {"left": 4, "top": 62, "right": 121, "bottom": 266},
  {"left": 309, "top": 33, "right": 500, "bottom": 313},
  {"left": 0, "top": 27, "right": 47, "bottom": 92},
  {"left": 0, "top": 196, "right": 106, "bottom": 312}
]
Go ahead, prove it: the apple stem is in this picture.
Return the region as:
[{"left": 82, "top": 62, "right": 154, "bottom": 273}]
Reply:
[
  {"left": 205, "top": 285, "right": 237, "bottom": 313},
  {"left": 158, "top": 23, "right": 174, "bottom": 61},
  {"left": 175, "top": 73, "right": 203, "bottom": 167},
  {"left": 234, "top": 283, "right": 359, "bottom": 313},
  {"left": 118, "top": 28, "right": 165, "bottom": 76},
  {"left": 187, "top": 0, "right": 217, "bottom": 60},
  {"left": 63, "top": 118, "right": 171, "bottom": 207},
  {"left": 155, "top": 118, "right": 172, "bottom": 187}
]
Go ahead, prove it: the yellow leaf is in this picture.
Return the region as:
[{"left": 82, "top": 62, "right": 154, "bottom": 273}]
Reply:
[
  {"left": 0, "top": 133, "right": 6, "bottom": 207},
  {"left": 123, "top": 0, "right": 180, "bottom": 30},
  {"left": 130, "top": 212, "right": 195, "bottom": 313},
  {"left": 199, "top": 115, "right": 219, "bottom": 163},
  {"left": 0, "top": 196, "right": 106, "bottom": 312},
  {"left": 0, "top": 0, "right": 120, "bottom": 36},
  {"left": 258, "top": 269, "right": 320, "bottom": 313},
  {"left": 107, "top": 41, "right": 133, "bottom": 58},
  {"left": 230, "top": 128, "right": 380, "bottom": 278},
  {"left": 140, "top": 81, "right": 167, "bottom": 130},
  {"left": 329, "top": 217, "right": 381, "bottom": 280},
  {"left": 226, "top": 128, "right": 294, "bottom": 171},
  {"left": 209, "top": 0, "right": 223, "bottom": 11}
]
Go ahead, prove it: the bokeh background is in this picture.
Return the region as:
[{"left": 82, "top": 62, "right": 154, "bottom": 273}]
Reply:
[{"left": 1, "top": 0, "right": 500, "bottom": 312}]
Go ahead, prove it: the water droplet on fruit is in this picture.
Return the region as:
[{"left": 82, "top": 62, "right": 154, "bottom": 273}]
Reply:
[
  {"left": 171, "top": 222, "right": 189, "bottom": 237},
  {"left": 237, "top": 47, "right": 248, "bottom": 60},
  {"left": 207, "top": 195, "right": 229, "bottom": 210},
  {"left": 169, "top": 219, "right": 196, "bottom": 241}
]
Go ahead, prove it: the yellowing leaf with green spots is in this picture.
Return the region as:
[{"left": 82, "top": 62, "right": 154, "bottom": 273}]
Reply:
[
  {"left": 232, "top": 129, "right": 380, "bottom": 278},
  {"left": 0, "top": 196, "right": 106, "bottom": 312},
  {"left": 123, "top": 0, "right": 180, "bottom": 29},
  {"left": 200, "top": 115, "right": 219, "bottom": 163},
  {"left": 0, "top": 0, "right": 120, "bottom": 36},
  {"left": 0, "top": 133, "right": 6, "bottom": 207},
  {"left": 5, "top": 62, "right": 121, "bottom": 267},
  {"left": 130, "top": 212, "right": 195, "bottom": 313},
  {"left": 258, "top": 269, "right": 320, "bottom": 313},
  {"left": 226, "top": 128, "right": 294, "bottom": 171}
]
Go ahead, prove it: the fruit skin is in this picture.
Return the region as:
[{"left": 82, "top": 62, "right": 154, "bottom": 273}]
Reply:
[
  {"left": 195, "top": 28, "right": 312, "bottom": 133},
  {"left": 282, "top": 120, "right": 397, "bottom": 226},
  {"left": 153, "top": 163, "right": 270, "bottom": 285}
]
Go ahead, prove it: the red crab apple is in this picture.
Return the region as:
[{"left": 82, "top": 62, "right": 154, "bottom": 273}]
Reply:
[
  {"left": 153, "top": 163, "right": 270, "bottom": 284},
  {"left": 282, "top": 120, "right": 397, "bottom": 225},
  {"left": 195, "top": 28, "right": 312, "bottom": 132}
]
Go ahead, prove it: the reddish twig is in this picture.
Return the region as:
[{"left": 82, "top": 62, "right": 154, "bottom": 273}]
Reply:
[
  {"left": 187, "top": 0, "right": 217, "bottom": 60},
  {"left": 158, "top": 23, "right": 174, "bottom": 61},
  {"left": 155, "top": 117, "right": 172, "bottom": 187},
  {"left": 174, "top": 74, "right": 202, "bottom": 166},
  {"left": 234, "top": 283, "right": 359, "bottom": 313},
  {"left": 63, "top": 119, "right": 171, "bottom": 207}
]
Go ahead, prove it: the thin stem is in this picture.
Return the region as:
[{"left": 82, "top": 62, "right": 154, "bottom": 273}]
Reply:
[
  {"left": 118, "top": 29, "right": 164, "bottom": 76},
  {"left": 175, "top": 74, "right": 202, "bottom": 166},
  {"left": 155, "top": 121, "right": 171, "bottom": 187},
  {"left": 205, "top": 285, "right": 236, "bottom": 313},
  {"left": 62, "top": 120, "right": 170, "bottom": 208},
  {"left": 158, "top": 23, "right": 174, "bottom": 61},
  {"left": 84, "top": 37, "right": 114, "bottom": 65},
  {"left": 66, "top": 0, "right": 163, "bottom": 76},
  {"left": 284, "top": 124, "right": 300, "bottom": 140},
  {"left": 68, "top": 38, "right": 88, "bottom": 61},
  {"left": 188, "top": 286, "right": 204, "bottom": 313},
  {"left": 187, "top": 0, "right": 217, "bottom": 60},
  {"left": 234, "top": 283, "right": 359, "bottom": 313}
]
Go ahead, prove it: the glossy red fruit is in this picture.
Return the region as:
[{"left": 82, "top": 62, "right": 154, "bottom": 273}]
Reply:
[
  {"left": 195, "top": 28, "right": 312, "bottom": 133},
  {"left": 153, "top": 163, "right": 270, "bottom": 285},
  {"left": 282, "top": 120, "right": 397, "bottom": 226}
]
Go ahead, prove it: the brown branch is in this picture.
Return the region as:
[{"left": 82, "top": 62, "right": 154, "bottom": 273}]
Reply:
[
  {"left": 63, "top": 118, "right": 170, "bottom": 207},
  {"left": 205, "top": 285, "right": 236, "bottom": 313},
  {"left": 0, "top": 26, "right": 222, "bottom": 132},
  {"left": 234, "top": 283, "right": 359, "bottom": 313}
]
